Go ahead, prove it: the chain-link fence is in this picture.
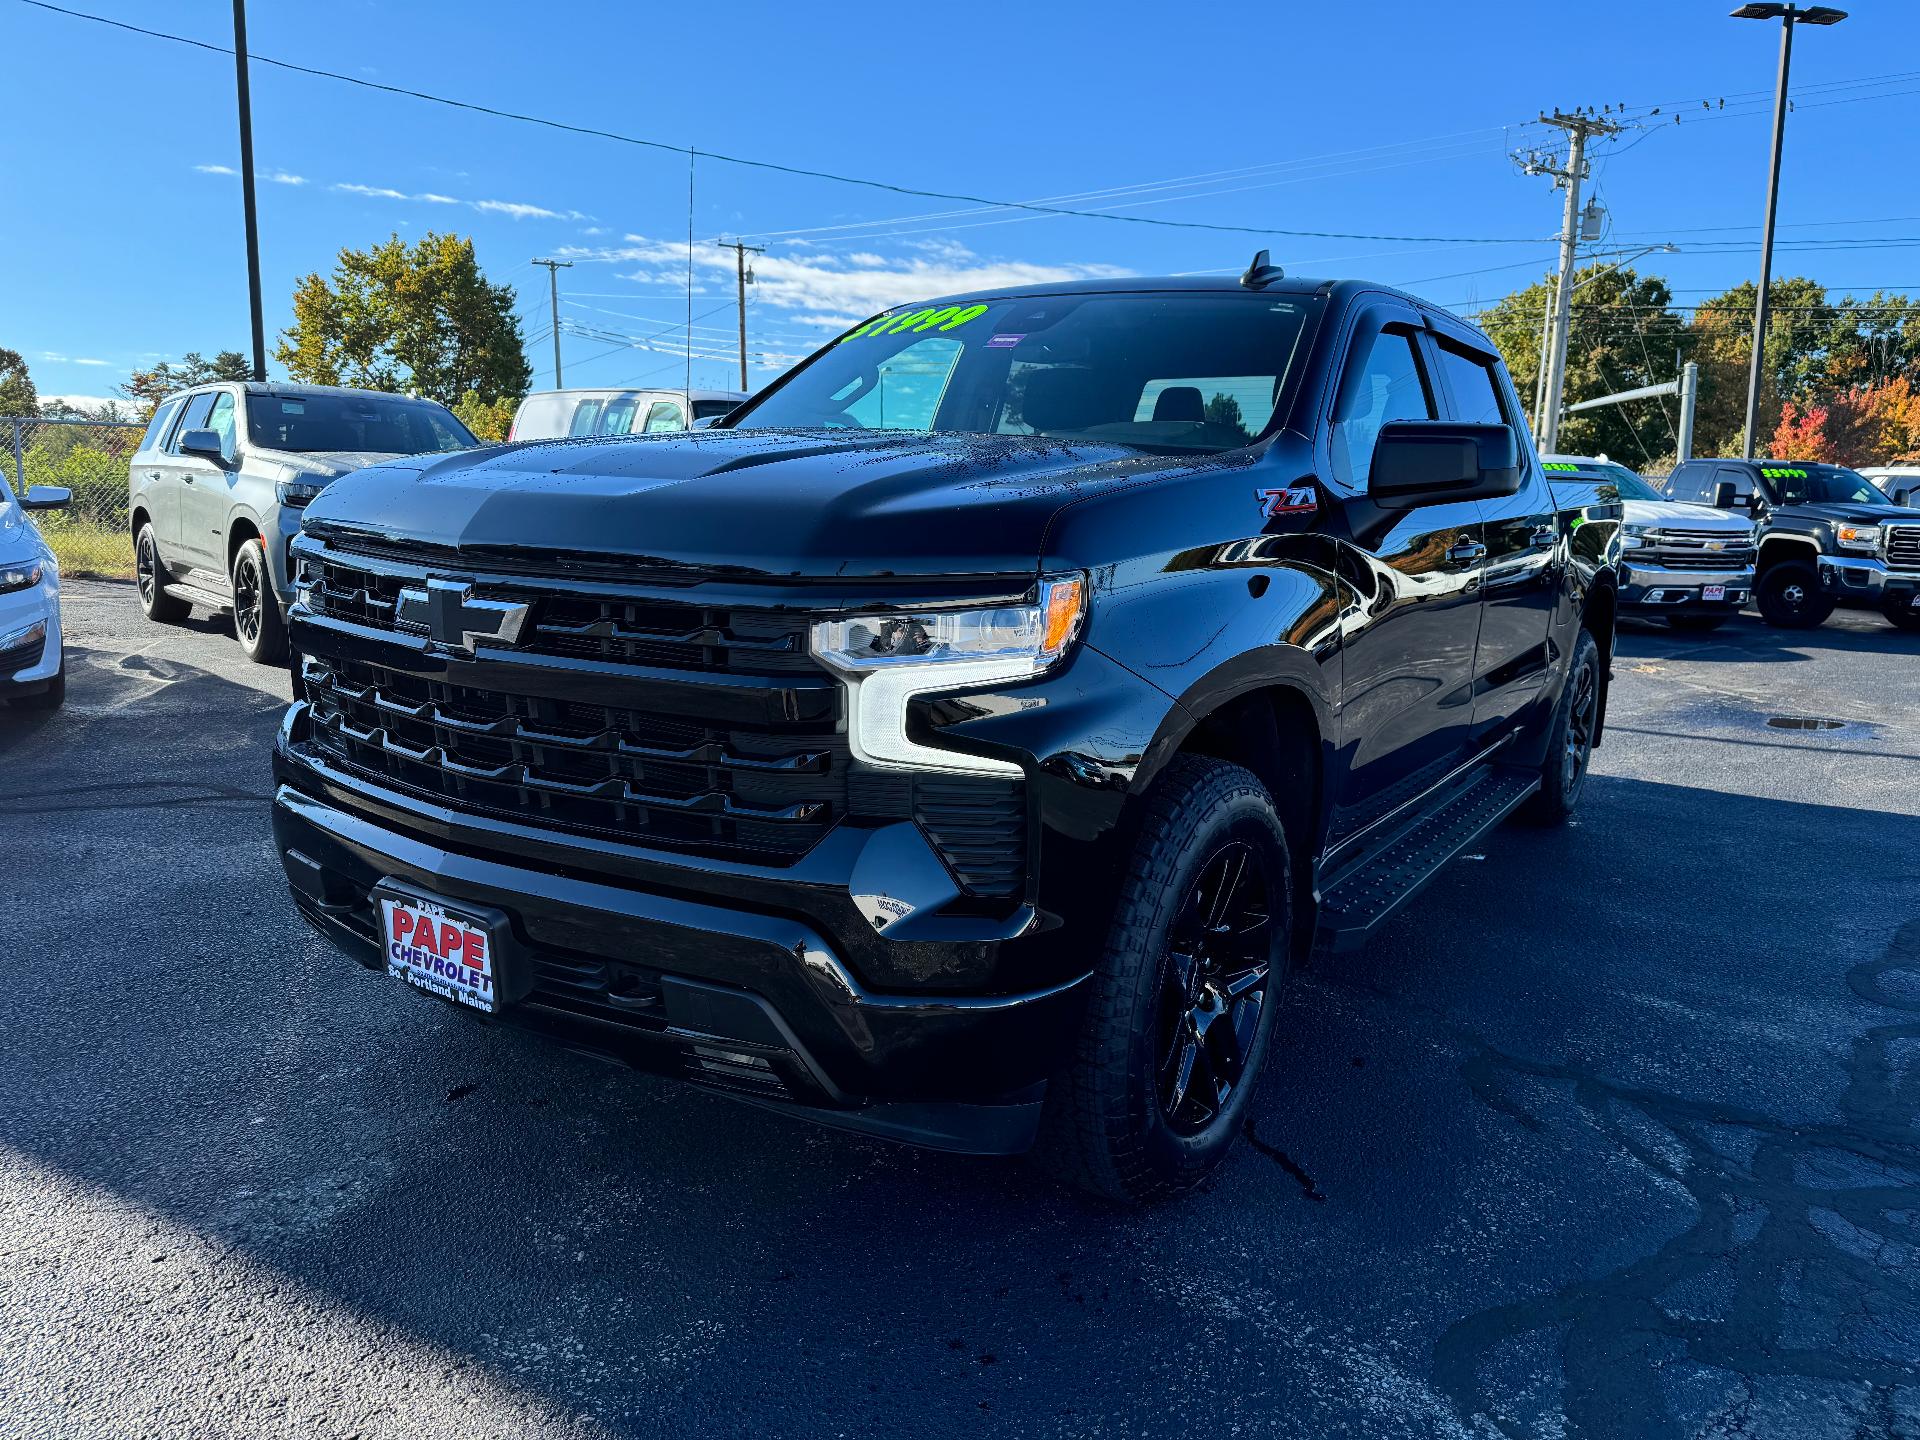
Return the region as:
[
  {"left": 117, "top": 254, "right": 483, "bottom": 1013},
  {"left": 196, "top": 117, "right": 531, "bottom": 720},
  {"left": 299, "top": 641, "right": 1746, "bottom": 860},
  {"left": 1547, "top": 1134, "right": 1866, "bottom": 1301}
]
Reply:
[{"left": 2, "top": 416, "right": 144, "bottom": 576}]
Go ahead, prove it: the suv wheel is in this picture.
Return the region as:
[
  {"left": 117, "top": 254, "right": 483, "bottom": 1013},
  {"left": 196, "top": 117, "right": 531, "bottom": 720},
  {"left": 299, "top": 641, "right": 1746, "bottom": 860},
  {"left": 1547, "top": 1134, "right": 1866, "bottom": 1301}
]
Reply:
[
  {"left": 1522, "top": 628, "right": 1599, "bottom": 826},
  {"left": 1034, "top": 755, "right": 1291, "bottom": 1204},
  {"left": 135, "top": 523, "right": 190, "bottom": 623},
  {"left": 231, "top": 538, "right": 288, "bottom": 665},
  {"left": 1885, "top": 602, "right": 1920, "bottom": 633},
  {"left": 1756, "top": 560, "right": 1834, "bottom": 628}
]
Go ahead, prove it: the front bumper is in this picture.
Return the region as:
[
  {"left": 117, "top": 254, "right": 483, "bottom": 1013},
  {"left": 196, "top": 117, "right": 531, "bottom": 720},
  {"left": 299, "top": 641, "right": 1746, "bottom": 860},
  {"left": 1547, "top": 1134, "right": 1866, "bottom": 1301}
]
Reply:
[
  {"left": 1819, "top": 553, "right": 1920, "bottom": 608},
  {"left": 1618, "top": 561, "right": 1753, "bottom": 614},
  {"left": 271, "top": 711, "right": 1090, "bottom": 1154},
  {"left": 0, "top": 573, "right": 61, "bottom": 695}
]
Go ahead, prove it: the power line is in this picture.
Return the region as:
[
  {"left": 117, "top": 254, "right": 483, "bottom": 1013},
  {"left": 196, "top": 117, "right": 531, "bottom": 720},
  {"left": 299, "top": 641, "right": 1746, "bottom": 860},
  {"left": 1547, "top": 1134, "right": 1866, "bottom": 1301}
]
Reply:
[{"left": 13, "top": 0, "right": 1545, "bottom": 246}]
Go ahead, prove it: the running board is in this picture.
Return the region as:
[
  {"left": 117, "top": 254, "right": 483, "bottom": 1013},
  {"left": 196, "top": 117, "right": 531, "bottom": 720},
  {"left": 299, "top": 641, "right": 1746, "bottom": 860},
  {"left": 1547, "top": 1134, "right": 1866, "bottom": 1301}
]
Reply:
[
  {"left": 1315, "top": 764, "right": 1540, "bottom": 955},
  {"left": 162, "top": 577, "right": 234, "bottom": 612}
]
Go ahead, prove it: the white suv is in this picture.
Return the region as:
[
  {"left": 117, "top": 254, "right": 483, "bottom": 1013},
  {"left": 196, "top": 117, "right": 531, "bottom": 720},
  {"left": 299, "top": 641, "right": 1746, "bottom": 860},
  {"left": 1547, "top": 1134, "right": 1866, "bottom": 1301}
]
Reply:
[{"left": 0, "top": 470, "right": 70, "bottom": 708}]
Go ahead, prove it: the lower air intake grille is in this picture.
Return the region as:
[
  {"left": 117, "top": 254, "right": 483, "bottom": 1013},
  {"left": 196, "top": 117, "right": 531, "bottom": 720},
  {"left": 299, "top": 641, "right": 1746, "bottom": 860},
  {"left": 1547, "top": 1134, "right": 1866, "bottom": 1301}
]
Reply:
[{"left": 914, "top": 777, "right": 1026, "bottom": 898}]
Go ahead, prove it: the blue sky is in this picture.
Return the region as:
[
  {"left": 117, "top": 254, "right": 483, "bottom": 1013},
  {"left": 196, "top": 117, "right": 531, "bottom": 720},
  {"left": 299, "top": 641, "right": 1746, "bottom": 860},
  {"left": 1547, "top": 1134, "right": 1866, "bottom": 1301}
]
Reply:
[{"left": 4, "top": 0, "right": 1916, "bottom": 411}]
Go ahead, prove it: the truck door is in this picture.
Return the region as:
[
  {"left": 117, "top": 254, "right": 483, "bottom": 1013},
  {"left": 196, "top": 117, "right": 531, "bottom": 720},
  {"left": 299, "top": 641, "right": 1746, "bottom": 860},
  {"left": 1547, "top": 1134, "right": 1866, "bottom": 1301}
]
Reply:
[
  {"left": 130, "top": 395, "right": 186, "bottom": 562},
  {"left": 1322, "top": 310, "right": 1488, "bottom": 844},
  {"left": 1429, "top": 337, "right": 1557, "bottom": 741},
  {"left": 156, "top": 390, "right": 215, "bottom": 569}
]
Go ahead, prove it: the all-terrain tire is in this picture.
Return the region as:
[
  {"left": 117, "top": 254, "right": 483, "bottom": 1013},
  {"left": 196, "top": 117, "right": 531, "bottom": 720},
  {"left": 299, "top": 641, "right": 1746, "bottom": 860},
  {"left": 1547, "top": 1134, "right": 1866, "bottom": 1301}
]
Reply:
[{"left": 1521, "top": 628, "right": 1600, "bottom": 826}]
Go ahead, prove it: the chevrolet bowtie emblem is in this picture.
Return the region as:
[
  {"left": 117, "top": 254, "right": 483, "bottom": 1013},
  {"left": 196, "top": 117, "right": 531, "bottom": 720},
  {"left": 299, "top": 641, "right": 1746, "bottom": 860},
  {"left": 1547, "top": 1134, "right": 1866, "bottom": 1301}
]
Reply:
[
  {"left": 1705, "top": 541, "right": 1725, "bottom": 551},
  {"left": 395, "top": 578, "right": 529, "bottom": 655}
]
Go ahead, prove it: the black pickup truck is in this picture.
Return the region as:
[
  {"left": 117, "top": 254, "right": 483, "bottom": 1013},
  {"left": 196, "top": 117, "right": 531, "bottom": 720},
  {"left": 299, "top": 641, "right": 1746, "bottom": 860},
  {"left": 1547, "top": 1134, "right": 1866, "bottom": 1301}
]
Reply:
[
  {"left": 1664, "top": 457, "right": 1920, "bottom": 630},
  {"left": 272, "top": 267, "right": 1620, "bottom": 1201}
]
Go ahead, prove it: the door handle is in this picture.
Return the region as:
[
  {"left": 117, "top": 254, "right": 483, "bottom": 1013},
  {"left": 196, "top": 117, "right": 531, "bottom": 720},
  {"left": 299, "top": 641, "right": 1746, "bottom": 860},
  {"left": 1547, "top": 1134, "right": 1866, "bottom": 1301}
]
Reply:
[
  {"left": 1448, "top": 539, "right": 1487, "bottom": 565},
  {"left": 182, "top": 474, "right": 195, "bottom": 483},
  {"left": 145, "top": 470, "right": 162, "bottom": 481}
]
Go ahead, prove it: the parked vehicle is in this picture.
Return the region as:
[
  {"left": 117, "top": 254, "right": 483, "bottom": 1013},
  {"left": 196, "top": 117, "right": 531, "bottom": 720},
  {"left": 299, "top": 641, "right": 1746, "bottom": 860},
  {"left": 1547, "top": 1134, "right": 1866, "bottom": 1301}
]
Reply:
[
  {"left": 0, "top": 470, "right": 70, "bottom": 709},
  {"left": 1542, "top": 455, "right": 1754, "bottom": 632},
  {"left": 1859, "top": 466, "right": 1919, "bottom": 506},
  {"left": 273, "top": 268, "right": 1619, "bottom": 1201},
  {"left": 1664, "top": 457, "right": 1920, "bottom": 631},
  {"left": 507, "top": 388, "right": 748, "bottom": 442},
  {"left": 128, "top": 383, "right": 476, "bottom": 664}
]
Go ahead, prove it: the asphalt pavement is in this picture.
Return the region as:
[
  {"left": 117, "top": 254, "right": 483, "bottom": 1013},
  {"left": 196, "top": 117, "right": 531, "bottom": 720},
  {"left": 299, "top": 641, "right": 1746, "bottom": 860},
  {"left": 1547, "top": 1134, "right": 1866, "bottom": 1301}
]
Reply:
[{"left": 2, "top": 582, "right": 1917, "bottom": 1439}]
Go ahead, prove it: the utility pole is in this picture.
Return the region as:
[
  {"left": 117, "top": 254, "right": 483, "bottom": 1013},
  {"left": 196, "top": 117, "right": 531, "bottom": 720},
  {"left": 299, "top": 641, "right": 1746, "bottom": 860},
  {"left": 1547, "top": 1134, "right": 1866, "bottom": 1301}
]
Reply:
[
  {"left": 716, "top": 240, "right": 764, "bottom": 391},
  {"left": 1730, "top": 4, "right": 1849, "bottom": 457},
  {"left": 231, "top": 0, "right": 267, "bottom": 382},
  {"left": 1516, "top": 110, "right": 1621, "bottom": 453},
  {"left": 531, "top": 258, "right": 572, "bottom": 388}
]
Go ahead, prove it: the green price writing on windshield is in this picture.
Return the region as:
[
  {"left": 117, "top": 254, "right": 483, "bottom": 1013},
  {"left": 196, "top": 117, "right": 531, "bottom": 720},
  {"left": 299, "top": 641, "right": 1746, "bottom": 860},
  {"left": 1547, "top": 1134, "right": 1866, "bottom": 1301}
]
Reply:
[
  {"left": 1542, "top": 462, "right": 1582, "bottom": 472},
  {"left": 839, "top": 303, "right": 990, "bottom": 342},
  {"left": 1761, "top": 466, "right": 1808, "bottom": 479}
]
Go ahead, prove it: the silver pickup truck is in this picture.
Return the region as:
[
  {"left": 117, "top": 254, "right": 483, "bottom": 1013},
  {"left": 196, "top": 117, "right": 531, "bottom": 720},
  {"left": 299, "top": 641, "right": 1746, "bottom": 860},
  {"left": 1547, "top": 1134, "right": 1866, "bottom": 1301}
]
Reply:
[{"left": 1545, "top": 455, "right": 1756, "bottom": 633}]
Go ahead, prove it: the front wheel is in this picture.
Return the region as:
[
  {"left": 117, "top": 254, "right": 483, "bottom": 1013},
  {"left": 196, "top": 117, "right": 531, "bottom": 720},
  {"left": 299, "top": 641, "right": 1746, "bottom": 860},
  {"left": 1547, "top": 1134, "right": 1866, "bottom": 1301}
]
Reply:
[
  {"left": 1756, "top": 561, "right": 1835, "bottom": 629},
  {"left": 231, "top": 538, "right": 287, "bottom": 665},
  {"left": 1034, "top": 755, "right": 1292, "bottom": 1204},
  {"left": 1885, "top": 601, "right": 1920, "bottom": 633},
  {"left": 1522, "top": 628, "right": 1600, "bottom": 826}
]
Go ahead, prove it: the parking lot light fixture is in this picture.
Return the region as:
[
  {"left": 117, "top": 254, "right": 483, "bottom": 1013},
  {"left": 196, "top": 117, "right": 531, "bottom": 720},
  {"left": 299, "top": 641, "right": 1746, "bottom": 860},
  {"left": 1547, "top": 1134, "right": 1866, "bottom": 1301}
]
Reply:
[{"left": 1731, "top": 2, "right": 1848, "bottom": 458}]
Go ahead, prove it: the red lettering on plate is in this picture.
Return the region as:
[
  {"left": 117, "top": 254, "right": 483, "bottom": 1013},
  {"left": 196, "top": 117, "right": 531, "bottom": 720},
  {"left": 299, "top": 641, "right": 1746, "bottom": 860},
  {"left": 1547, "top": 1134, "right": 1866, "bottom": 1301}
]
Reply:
[
  {"left": 391, "top": 908, "right": 415, "bottom": 943},
  {"left": 413, "top": 919, "right": 440, "bottom": 956},
  {"left": 461, "top": 931, "right": 487, "bottom": 972},
  {"left": 439, "top": 922, "right": 464, "bottom": 957}
]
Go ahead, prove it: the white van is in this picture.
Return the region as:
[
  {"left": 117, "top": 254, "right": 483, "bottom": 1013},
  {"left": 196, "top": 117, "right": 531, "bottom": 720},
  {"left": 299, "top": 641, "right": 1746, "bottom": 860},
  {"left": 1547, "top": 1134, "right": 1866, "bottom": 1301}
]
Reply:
[{"left": 507, "top": 388, "right": 748, "bottom": 443}]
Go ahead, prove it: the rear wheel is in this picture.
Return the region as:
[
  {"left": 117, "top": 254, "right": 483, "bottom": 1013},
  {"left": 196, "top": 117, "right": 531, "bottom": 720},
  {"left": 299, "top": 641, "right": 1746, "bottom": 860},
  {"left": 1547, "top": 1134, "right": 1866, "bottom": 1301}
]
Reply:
[
  {"left": 231, "top": 538, "right": 287, "bottom": 665},
  {"left": 1522, "top": 628, "right": 1599, "bottom": 826},
  {"left": 135, "top": 523, "right": 190, "bottom": 623},
  {"left": 1034, "top": 755, "right": 1291, "bottom": 1204},
  {"left": 1756, "top": 561, "right": 1834, "bottom": 629},
  {"left": 1668, "top": 614, "right": 1729, "bottom": 633}
]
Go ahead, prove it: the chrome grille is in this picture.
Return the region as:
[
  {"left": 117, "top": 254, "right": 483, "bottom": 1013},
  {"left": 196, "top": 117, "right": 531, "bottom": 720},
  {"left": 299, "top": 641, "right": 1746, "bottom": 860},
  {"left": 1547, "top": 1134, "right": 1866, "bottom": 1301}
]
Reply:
[
  {"left": 1643, "top": 528, "right": 1756, "bottom": 571},
  {"left": 1887, "top": 524, "right": 1920, "bottom": 570}
]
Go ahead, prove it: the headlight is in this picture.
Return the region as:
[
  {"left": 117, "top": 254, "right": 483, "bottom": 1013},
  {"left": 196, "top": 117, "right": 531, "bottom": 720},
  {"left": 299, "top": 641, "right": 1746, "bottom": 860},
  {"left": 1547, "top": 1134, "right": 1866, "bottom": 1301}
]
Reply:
[
  {"left": 811, "top": 574, "right": 1086, "bottom": 774},
  {"left": 1621, "top": 522, "right": 1656, "bottom": 552},
  {"left": 1835, "top": 524, "right": 1880, "bottom": 554},
  {"left": 277, "top": 479, "right": 326, "bottom": 507},
  {"left": 0, "top": 562, "right": 44, "bottom": 594}
]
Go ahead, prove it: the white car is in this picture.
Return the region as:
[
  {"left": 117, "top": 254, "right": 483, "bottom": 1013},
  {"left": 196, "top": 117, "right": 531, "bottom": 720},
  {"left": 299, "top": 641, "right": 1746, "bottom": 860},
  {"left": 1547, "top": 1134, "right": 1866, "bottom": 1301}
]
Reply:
[
  {"left": 1859, "top": 466, "right": 1919, "bottom": 506},
  {"left": 0, "top": 471, "right": 70, "bottom": 709},
  {"left": 507, "top": 387, "right": 748, "bottom": 442},
  {"left": 1544, "top": 454, "right": 1757, "bottom": 632}
]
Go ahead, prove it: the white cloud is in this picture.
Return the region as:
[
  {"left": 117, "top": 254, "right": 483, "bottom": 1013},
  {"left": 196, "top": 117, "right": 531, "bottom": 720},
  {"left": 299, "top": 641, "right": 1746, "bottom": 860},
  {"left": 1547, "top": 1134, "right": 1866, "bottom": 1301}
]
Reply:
[
  {"left": 333, "top": 182, "right": 409, "bottom": 200},
  {"left": 194, "top": 163, "right": 237, "bottom": 176},
  {"left": 417, "top": 192, "right": 459, "bottom": 205},
  {"left": 264, "top": 170, "right": 307, "bottom": 186},
  {"left": 562, "top": 235, "right": 1129, "bottom": 322},
  {"left": 473, "top": 199, "right": 587, "bottom": 222},
  {"left": 73, "top": 358, "right": 110, "bottom": 367}
]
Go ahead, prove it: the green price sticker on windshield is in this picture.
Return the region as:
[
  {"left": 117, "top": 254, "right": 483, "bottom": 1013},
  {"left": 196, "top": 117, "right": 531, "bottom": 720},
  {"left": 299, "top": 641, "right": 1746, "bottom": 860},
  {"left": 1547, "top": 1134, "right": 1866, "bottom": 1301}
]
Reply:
[
  {"left": 1762, "top": 466, "right": 1807, "bottom": 479},
  {"left": 839, "top": 303, "right": 991, "bottom": 342},
  {"left": 1542, "top": 462, "right": 1582, "bottom": 472}
]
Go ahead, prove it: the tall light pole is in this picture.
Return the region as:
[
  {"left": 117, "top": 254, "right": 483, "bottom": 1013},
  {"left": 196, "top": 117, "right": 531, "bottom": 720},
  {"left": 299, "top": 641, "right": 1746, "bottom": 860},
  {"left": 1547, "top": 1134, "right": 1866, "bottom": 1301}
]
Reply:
[
  {"left": 716, "top": 240, "right": 764, "bottom": 392},
  {"left": 231, "top": 0, "right": 266, "bottom": 382},
  {"left": 1730, "top": 3, "right": 1848, "bottom": 458},
  {"left": 531, "top": 258, "right": 572, "bottom": 388}
]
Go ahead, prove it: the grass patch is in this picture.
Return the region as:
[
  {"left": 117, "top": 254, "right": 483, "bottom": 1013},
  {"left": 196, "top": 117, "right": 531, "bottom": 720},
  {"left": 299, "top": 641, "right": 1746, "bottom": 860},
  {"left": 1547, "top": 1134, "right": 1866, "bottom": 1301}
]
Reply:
[{"left": 37, "top": 515, "right": 134, "bottom": 579}]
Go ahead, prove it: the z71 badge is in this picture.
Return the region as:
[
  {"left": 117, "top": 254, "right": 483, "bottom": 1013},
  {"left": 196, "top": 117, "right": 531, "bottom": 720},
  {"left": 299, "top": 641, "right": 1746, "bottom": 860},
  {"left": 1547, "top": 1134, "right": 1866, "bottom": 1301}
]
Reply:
[{"left": 1257, "top": 485, "right": 1318, "bottom": 519}]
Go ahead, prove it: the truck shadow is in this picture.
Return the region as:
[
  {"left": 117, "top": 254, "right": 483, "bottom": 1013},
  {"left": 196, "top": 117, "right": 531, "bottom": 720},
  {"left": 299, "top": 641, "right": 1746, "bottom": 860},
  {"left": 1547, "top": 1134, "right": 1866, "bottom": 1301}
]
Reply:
[
  {"left": 1617, "top": 609, "right": 1919, "bottom": 662},
  {"left": 1, "top": 646, "right": 1915, "bottom": 1436}
]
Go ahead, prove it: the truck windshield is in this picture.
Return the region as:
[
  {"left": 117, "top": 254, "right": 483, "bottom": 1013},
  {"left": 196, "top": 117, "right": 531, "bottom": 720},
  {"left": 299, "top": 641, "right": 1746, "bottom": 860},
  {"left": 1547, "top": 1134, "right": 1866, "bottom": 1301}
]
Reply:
[
  {"left": 1763, "top": 463, "right": 1886, "bottom": 506},
  {"left": 247, "top": 393, "right": 475, "bottom": 454},
  {"left": 731, "top": 292, "right": 1317, "bottom": 454},
  {"left": 1549, "top": 461, "right": 1663, "bottom": 501}
]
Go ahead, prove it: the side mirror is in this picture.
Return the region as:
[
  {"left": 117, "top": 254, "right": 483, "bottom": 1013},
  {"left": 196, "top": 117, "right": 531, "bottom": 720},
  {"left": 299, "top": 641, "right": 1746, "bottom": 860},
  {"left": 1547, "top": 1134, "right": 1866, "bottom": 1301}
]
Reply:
[
  {"left": 1895, "top": 487, "right": 1913, "bottom": 508},
  {"left": 21, "top": 485, "right": 71, "bottom": 510},
  {"left": 1746, "top": 491, "right": 1766, "bottom": 515},
  {"left": 178, "top": 428, "right": 231, "bottom": 466},
  {"left": 1711, "top": 481, "right": 1738, "bottom": 509},
  {"left": 1367, "top": 421, "right": 1522, "bottom": 508}
]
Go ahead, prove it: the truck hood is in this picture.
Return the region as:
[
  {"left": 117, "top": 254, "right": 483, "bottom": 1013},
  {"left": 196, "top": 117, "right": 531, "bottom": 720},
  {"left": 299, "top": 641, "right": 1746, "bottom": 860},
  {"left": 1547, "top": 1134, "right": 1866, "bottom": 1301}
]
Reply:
[
  {"left": 1775, "top": 500, "right": 1916, "bottom": 526},
  {"left": 300, "top": 428, "right": 1219, "bottom": 580},
  {"left": 1621, "top": 499, "right": 1754, "bottom": 532},
  {"left": 253, "top": 449, "right": 410, "bottom": 484}
]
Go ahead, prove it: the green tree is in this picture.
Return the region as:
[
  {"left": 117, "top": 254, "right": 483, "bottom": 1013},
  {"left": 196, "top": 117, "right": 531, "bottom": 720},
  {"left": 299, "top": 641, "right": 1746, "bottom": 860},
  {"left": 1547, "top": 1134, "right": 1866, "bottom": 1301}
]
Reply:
[
  {"left": 276, "top": 233, "right": 530, "bottom": 406},
  {"left": 1, "top": 346, "right": 38, "bottom": 417},
  {"left": 1684, "top": 276, "right": 1833, "bottom": 457},
  {"left": 118, "top": 350, "right": 252, "bottom": 417},
  {"left": 451, "top": 391, "right": 517, "bottom": 443},
  {"left": 1479, "top": 265, "right": 1689, "bottom": 468}
]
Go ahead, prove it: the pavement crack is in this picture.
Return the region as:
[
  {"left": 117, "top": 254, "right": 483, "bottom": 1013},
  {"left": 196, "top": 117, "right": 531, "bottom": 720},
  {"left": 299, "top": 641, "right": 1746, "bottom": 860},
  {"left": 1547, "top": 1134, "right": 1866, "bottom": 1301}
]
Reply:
[{"left": 1241, "top": 1118, "right": 1327, "bottom": 1202}]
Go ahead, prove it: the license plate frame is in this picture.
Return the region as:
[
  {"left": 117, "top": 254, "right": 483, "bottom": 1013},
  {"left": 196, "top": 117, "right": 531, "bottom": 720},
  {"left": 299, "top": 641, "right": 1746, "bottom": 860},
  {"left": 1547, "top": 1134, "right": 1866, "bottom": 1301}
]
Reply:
[
  {"left": 1701, "top": 584, "right": 1727, "bottom": 602},
  {"left": 371, "top": 882, "right": 513, "bottom": 1014}
]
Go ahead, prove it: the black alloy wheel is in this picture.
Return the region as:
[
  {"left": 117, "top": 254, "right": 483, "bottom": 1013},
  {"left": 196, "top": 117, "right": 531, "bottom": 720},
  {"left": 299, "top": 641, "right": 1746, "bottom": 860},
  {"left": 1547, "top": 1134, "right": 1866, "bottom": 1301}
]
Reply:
[
  {"left": 233, "top": 549, "right": 264, "bottom": 648},
  {"left": 135, "top": 523, "right": 188, "bottom": 623},
  {"left": 1156, "top": 840, "right": 1273, "bottom": 1135},
  {"left": 230, "top": 538, "right": 288, "bottom": 664},
  {"left": 1560, "top": 654, "right": 1597, "bottom": 802}
]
